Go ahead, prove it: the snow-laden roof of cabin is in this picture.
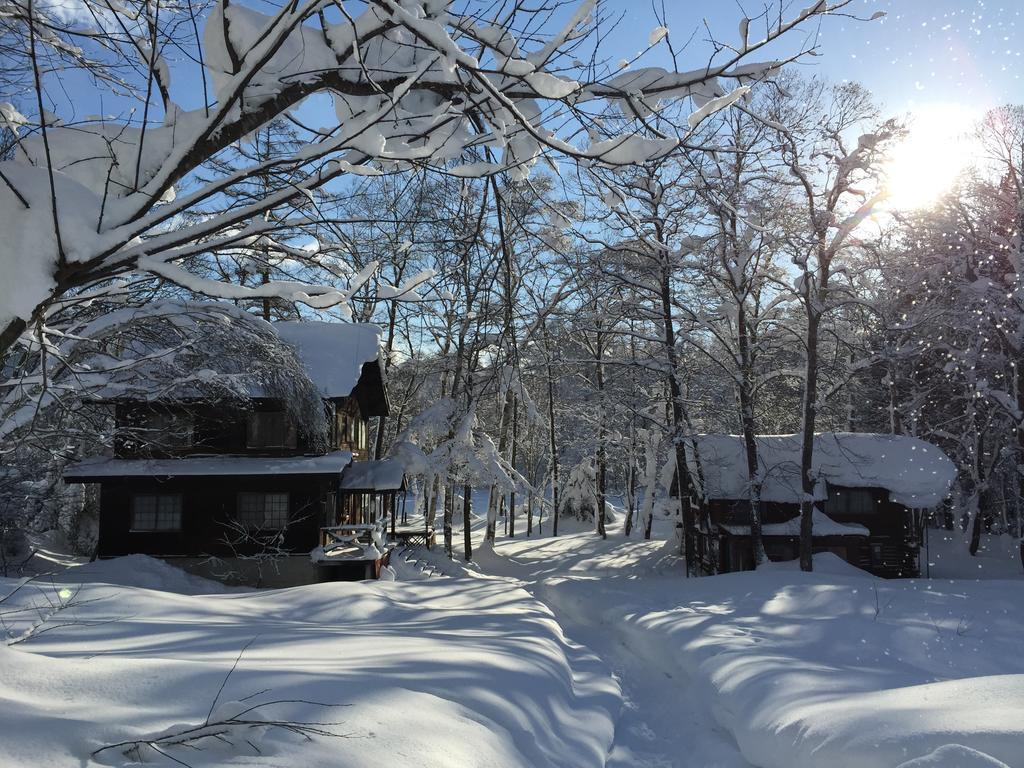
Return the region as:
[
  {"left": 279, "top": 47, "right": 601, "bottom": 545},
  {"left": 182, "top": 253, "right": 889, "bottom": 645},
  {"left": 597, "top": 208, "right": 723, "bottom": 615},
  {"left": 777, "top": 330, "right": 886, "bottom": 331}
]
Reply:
[
  {"left": 63, "top": 450, "right": 353, "bottom": 480},
  {"left": 719, "top": 508, "right": 869, "bottom": 537},
  {"left": 340, "top": 459, "right": 405, "bottom": 491},
  {"left": 274, "top": 321, "right": 382, "bottom": 399},
  {"left": 694, "top": 433, "right": 956, "bottom": 509}
]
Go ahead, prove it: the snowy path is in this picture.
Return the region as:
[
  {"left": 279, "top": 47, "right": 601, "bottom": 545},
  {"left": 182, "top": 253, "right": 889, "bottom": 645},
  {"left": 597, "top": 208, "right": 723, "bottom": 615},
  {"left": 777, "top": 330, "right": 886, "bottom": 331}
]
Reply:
[
  {"left": 421, "top": 521, "right": 754, "bottom": 768},
  {"left": 407, "top": 517, "right": 1024, "bottom": 768}
]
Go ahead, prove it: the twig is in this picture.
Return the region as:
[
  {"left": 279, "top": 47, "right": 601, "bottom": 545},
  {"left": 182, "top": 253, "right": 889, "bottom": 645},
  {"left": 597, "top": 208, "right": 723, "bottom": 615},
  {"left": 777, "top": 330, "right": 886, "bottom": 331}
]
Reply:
[{"left": 206, "top": 635, "right": 259, "bottom": 726}]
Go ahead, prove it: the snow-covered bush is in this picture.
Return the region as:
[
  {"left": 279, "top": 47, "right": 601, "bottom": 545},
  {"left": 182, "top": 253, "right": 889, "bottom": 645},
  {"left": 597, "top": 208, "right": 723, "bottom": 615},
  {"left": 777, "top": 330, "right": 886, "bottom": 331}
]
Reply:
[
  {"left": 0, "top": 513, "right": 33, "bottom": 575},
  {"left": 562, "top": 458, "right": 597, "bottom": 520}
]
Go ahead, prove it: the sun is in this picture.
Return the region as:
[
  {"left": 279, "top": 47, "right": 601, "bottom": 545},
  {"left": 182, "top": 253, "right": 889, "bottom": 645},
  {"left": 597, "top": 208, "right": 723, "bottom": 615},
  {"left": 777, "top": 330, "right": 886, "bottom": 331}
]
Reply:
[{"left": 881, "top": 104, "right": 979, "bottom": 211}]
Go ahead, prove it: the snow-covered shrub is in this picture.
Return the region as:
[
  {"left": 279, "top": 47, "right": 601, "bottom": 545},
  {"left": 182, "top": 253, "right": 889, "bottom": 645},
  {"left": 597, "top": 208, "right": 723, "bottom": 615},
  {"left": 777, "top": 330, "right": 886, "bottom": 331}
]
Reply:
[
  {"left": 562, "top": 459, "right": 597, "bottom": 520},
  {"left": 0, "top": 513, "right": 33, "bottom": 575}
]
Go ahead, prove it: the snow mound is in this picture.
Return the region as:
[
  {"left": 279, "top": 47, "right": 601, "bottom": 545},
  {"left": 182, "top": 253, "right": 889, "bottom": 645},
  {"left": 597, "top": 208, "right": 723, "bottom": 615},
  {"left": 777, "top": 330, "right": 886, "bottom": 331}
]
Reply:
[
  {"left": 47, "top": 554, "right": 239, "bottom": 595},
  {"left": 758, "top": 550, "right": 874, "bottom": 578},
  {"left": 926, "top": 532, "right": 1024, "bottom": 580},
  {"left": 0, "top": 575, "right": 618, "bottom": 767},
  {"left": 604, "top": 570, "right": 1024, "bottom": 768},
  {"left": 896, "top": 744, "right": 1012, "bottom": 768}
]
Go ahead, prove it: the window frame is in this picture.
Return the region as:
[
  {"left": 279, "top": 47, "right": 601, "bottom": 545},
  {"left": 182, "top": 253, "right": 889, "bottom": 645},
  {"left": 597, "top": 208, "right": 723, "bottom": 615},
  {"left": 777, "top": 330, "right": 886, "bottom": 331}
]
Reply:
[
  {"left": 131, "top": 410, "right": 195, "bottom": 451},
  {"left": 825, "top": 486, "right": 879, "bottom": 518},
  {"left": 236, "top": 491, "right": 291, "bottom": 530},
  {"left": 130, "top": 493, "right": 183, "bottom": 532},
  {"left": 246, "top": 411, "right": 297, "bottom": 449}
]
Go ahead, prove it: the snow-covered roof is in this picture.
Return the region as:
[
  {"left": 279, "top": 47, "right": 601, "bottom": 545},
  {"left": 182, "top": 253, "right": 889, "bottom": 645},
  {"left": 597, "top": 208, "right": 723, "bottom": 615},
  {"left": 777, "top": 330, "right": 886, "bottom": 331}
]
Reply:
[
  {"left": 274, "top": 321, "right": 382, "bottom": 399},
  {"left": 694, "top": 433, "right": 956, "bottom": 509},
  {"left": 340, "top": 459, "right": 405, "bottom": 491},
  {"left": 720, "top": 509, "right": 869, "bottom": 537},
  {"left": 63, "top": 450, "right": 353, "bottom": 480}
]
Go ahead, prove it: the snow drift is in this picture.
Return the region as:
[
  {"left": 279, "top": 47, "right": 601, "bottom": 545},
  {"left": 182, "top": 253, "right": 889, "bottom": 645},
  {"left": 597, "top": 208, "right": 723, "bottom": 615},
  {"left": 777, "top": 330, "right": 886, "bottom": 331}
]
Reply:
[
  {"left": 0, "top": 559, "right": 618, "bottom": 767},
  {"left": 598, "top": 562, "right": 1024, "bottom": 768}
]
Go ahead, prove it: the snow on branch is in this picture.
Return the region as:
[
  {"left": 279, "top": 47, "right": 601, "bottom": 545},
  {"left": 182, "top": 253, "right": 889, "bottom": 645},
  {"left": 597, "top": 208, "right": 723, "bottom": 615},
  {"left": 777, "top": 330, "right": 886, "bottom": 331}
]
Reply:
[{"left": 0, "top": 0, "right": 843, "bottom": 356}]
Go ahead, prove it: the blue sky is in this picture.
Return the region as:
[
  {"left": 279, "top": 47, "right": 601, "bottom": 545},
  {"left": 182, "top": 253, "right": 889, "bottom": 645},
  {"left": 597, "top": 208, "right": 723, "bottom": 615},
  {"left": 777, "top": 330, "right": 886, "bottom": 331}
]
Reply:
[
  {"left": 610, "top": 0, "right": 1022, "bottom": 121},
  {"left": 43, "top": 1, "right": 1022, "bottom": 133}
]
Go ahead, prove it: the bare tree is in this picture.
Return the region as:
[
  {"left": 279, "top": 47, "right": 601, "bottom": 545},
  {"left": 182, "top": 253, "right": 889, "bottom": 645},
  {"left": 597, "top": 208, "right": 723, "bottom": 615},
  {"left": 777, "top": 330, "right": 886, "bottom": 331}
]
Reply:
[
  {"left": 0, "top": 0, "right": 850, "bottom": 361},
  {"left": 762, "top": 77, "right": 899, "bottom": 571}
]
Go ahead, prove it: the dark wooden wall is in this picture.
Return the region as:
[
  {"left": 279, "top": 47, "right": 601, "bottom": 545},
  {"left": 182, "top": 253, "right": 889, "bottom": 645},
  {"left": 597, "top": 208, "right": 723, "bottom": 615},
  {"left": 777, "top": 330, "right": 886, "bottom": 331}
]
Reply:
[
  {"left": 95, "top": 474, "right": 337, "bottom": 558},
  {"left": 114, "top": 397, "right": 378, "bottom": 459},
  {"left": 704, "top": 485, "right": 920, "bottom": 578}
]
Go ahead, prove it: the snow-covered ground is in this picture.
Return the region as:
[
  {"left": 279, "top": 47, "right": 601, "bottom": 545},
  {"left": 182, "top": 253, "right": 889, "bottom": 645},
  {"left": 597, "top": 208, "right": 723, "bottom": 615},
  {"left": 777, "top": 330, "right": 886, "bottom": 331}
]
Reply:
[
  {"left": 414, "top": 513, "right": 1024, "bottom": 768},
  {"left": 925, "top": 530, "right": 1024, "bottom": 580},
  {"left": 3, "top": 519, "right": 1021, "bottom": 767},
  {"left": 0, "top": 555, "right": 617, "bottom": 767}
]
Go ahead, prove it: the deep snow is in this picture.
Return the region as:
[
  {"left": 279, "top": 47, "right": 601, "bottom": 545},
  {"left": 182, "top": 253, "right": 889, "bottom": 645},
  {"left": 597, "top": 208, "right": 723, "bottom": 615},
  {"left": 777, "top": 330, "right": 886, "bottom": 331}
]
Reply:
[
  {"left": 414, "top": 510, "right": 1024, "bottom": 768},
  {"left": 3, "top": 517, "right": 1021, "bottom": 768},
  {"left": 0, "top": 556, "right": 617, "bottom": 767}
]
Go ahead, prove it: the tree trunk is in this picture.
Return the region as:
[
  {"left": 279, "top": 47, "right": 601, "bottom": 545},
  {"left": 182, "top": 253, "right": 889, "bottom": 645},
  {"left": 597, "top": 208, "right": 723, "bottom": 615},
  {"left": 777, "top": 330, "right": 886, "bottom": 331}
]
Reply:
[
  {"left": 657, "top": 249, "right": 698, "bottom": 575},
  {"left": 509, "top": 401, "right": 518, "bottom": 538},
  {"left": 736, "top": 301, "right": 766, "bottom": 566},
  {"left": 487, "top": 172, "right": 519, "bottom": 544},
  {"left": 374, "top": 302, "right": 399, "bottom": 460},
  {"left": 969, "top": 501, "right": 984, "bottom": 556},
  {"left": 798, "top": 311, "right": 821, "bottom": 572},
  {"left": 624, "top": 439, "right": 636, "bottom": 538},
  {"left": 423, "top": 478, "right": 433, "bottom": 528},
  {"left": 443, "top": 480, "right": 454, "bottom": 558},
  {"left": 595, "top": 323, "right": 607, "bottom": 540},
  {"left": 544, "top": 322, "right": 560, "bottom": 537},
  {"left": 1014, "top": 357, "right": 1024, "bottom": 532},
  {"left": 486, "top": 387, "right": 515, "bottom": 542},
  {"left": 463, "top": 483, "right": 473, "bottom": 561},
  {"left": 970, "top": 432, "right": 988, "bottom": 557}
]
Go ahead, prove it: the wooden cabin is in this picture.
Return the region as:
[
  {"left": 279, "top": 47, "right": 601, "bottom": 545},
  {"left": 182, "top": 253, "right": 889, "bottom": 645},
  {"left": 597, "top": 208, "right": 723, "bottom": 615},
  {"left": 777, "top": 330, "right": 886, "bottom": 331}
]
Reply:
[
  {"left": 692, "top": 433, "right": 956, "bottom": 578},
  {"left": 63, "top": 321, "right": 404, "bottom": 587}
]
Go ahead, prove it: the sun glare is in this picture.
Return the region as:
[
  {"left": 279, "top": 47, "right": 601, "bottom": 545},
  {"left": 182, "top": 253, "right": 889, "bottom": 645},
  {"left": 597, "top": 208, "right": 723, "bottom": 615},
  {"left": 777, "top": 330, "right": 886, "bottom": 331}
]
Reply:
[{"left": 882, "top": 105, "right": 978, "bottom": 211}]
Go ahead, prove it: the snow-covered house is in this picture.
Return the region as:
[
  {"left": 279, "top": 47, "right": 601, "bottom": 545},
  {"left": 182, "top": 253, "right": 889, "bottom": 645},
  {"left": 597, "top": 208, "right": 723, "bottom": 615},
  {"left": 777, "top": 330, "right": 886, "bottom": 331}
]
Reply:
[
  {"left": 63, "top": 321, "right": 403, "bottom": 586},
  {"left": 692, "top": 433, "right": 957, "bottom": 577}
]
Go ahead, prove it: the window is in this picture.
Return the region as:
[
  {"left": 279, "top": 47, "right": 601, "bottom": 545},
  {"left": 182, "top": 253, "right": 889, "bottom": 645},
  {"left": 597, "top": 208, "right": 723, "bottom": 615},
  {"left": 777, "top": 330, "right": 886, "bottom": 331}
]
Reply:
[
  {"left": 246, "top": 411, "right": 297, "bottom": 449},
  {"left": 237, "top": 492, "right": 290, "bottom": 529},
  {"left": 826, "top": 487, "right": 878, "bottom": 517},
  {"left": 131, "top": 494, "right": 183, "bottom": 531},
  {"left": 336, "top": 410, "right": 367, "bottom": 450},
  {"left": 336, "top": 412, "right": 349, "bottom": 448},
  {"left": 132, "top": 410, "right": 194, "bottom": 450}
]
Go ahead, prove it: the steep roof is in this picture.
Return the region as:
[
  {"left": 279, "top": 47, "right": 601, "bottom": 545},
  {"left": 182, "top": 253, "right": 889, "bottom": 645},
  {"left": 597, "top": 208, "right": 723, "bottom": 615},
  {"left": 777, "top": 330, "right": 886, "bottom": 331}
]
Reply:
[
  {"left": 274, "top": 321, "right": 382, "bottom": 400},
  {"left": 693, "top": 433, "right": 956, "bottom": 509}
]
